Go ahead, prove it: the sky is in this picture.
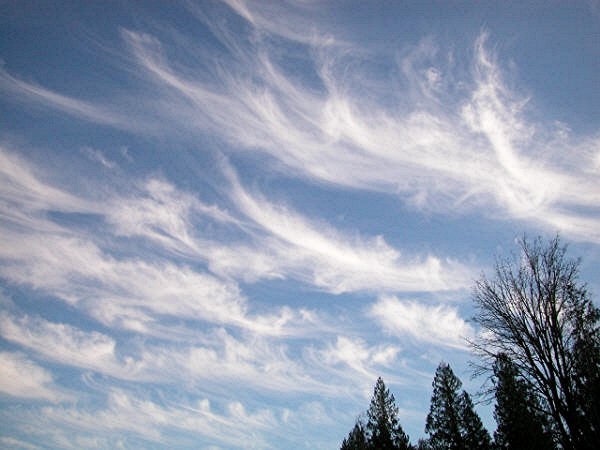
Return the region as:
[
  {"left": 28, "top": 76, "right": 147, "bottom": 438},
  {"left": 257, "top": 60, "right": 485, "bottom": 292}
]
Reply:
[{"left": 0, "top": 1, "right": 599, "bottom": 448}]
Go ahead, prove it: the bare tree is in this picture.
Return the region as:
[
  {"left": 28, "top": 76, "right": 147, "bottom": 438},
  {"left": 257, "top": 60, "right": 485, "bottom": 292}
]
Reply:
[{"left": 471, "top": 236, "right": 599, "bottom": 450}]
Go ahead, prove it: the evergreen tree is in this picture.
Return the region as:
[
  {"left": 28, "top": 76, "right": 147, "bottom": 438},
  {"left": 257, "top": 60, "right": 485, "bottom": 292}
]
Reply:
[
  {"left": 425, "top": 363, "right": 463, "bottom": 450},
  {"left": 415, "top": 438, "right": 431, "bottom": 450},
  {"left": 571, "top": 304, "right": 600, "bottom": 450},
  {"left": 425, "top": 362, "right": 491, "bottom": 450},
  {"left": 493, "top": 353, "right": 555, "bottom": 450},
  {"left": 459, "top": 392, "right": 492, "bottom": 450},
  {"left": 365, "top": 377, "right": 411, "bottom": 450},
  {"left": 341, "top": 420, "right": 369, "bottom": 450},
  {"left": 472, "top": 236, "right": 600, "bottom": 449}
]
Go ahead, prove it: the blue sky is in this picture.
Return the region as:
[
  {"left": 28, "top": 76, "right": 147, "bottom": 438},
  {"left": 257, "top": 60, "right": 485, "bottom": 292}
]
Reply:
[{"left": 1, "top": 1, "right": 599, "bottom": 448}]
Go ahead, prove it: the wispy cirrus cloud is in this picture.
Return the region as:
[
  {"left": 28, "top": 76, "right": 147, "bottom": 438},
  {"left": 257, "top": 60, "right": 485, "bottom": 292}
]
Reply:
[
  {"left": 0, "top": 351, "right": 70, "bottom": 403},
  {"left": 461, "top": 35, "right": 600, "bottom": 224},
  {"left": 369, "top": 296, "right": 474, "bottom": 350},
  {"left": 0, "top": 311, "right": 343, "bottom": 397},
  {"left": 5, "top": 387, "right": 277, "bottom": 449},
  {"left": 4, "top": 2, "right": 595, "bottom": 447},
  {"left": 2, "top": 143, "right": 448, "bottom": 444},
  {"left": 319, "top": 336, "right": 400, "bottom": 379},
  {"left": 104, "top": 177, "right": 238, "bottom": 257},
  {"left": 0, "top": 228, "right": 304, "bottom": 336},
  {"left": 0, "top": 148, "right": 95, "bottom": 220},
  {"left": 224, "top": 164, "right": 471, "bottom": 293},
  {"left": 1, "top": 146, "right": 470, "bottom": 299},
  {"left": 116, "top": 18, "right": 600, "bottom": 243},
  {"left": 80, "top": 147, "right": 117, "bottom": 170},
  {"left": 3, "top": 18, "right": 598, "bottom": 243},
  {"left": 0, "top": 69, "right": 130, "bottom": 130},
  {"left": 0, "top": 436, "right": 43, "bottom": 450},
  {"left": 213, "top": 0, "right": 339, "bottom": 47},
  {"left": 0, "top": 313, "right": 141, "bottom": 381},
  {"left": 0, "top": 148, "right": 308, "bottom": 337}
]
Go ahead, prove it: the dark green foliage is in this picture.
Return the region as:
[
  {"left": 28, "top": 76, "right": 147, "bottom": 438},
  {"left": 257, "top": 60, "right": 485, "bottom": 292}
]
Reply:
[
  {"left": 425, "top": 363, "right": 463, "bottom": 450},
  {"left": 492, "top": 353, "right": 555, "bottom": 450},
  {"left": 571, "top": 302, "right": 600, "bottom": 450},
  {"left": 340, "top": 377, "right": 411, "bottom": 450},
  {"left": 471, "top": 236, "right": 600, "bottom": 449},
  {"left": 415, "top": 438, "right": 431, "bottom": 450},
  {"left": 341, "top": 421, "right": 369, "bottom": 450},
  {"left": 459, "top": 392, "right": 492, "bottom": 450},
  {"left": 425, "top": 362, "right": 491, "bottom": 450},
  {"left": 366, "top": 377, "right": 411, "bottom": 450}
]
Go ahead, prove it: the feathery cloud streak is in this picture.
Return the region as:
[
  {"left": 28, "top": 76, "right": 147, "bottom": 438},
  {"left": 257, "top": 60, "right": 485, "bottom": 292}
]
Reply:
[
  {"left": 0, "top": 145, "right": 450, "bottom": 393},
  {"left": 1, "top": 13, "right": 597, "bottom": 241},
  {"left": 119, "top": 16, "right": 600, "bottom": 242},
  {"left": 1, "top": 2, "right": 598, "bottom": 447},
  {"left": 370, "top": 296, "right": 474, "bottom": 350},
  {"left": 5, "top": 386, "right": 277, "bottom": 449},
  {"left": 0, "top": 146, "right": 470, "bottom": 301},
  {"left": 0, "top": 351, "right": 70, "bottom": 403}
]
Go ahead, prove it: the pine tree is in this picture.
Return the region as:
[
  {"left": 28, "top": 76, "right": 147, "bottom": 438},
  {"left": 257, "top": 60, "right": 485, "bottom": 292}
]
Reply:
[
  {"left": 459, "top": 392, "right": 492, "bottom": 450},
  {"left": 425, "top": 362, "right": 491, "bottom": 450},
  {"left": 471, "top": 236, "right": 600, "bottom": 449},
  {"left": 365, "top": 377, "right": 411, "bottom": 450},
  {"left": 341, "top": 420, "right": 369, "bottom": 450},
  {"left": 340, "top": 377, "right": 412, "bottom": 450},
  {"left": 492, "top": 353, "right": 555, "bottom": 450},
  {"left": 571, "top": 301, "right": 600, "bottom": 450},
  {"left": 425, "top": 363, "right": 463, "bottom": 450},
  {"left": 415, "top": 438, "right": 431, "bottom": 450}
]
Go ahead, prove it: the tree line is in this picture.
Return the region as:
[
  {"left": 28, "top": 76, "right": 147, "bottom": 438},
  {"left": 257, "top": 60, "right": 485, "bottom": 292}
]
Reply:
[{"left": 340, "top": 236, "right": 600, "bottom": 450}]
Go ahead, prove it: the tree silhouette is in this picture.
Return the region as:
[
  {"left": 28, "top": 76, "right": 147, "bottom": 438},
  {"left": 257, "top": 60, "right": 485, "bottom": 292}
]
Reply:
[
  {"left": 366, "top": 377, "right": 411, "bottom": 450},
  {"left": 425, "top": 362, "right": 491, "bottom": 450},
  {"left": 571, "top": 303, "right": 600, "bottom": 449},
  {"left": 341, "top": 421, "right": 369, "bottom": 450},
  {"left": 340, "top": 377, "right": 411, "bottom": 450},
  {"left": 471, "top": 236, "right": 600, "bottom": 449},
  {"left": 459, "top": 392, "right": 492, "bottom": 449},
  {"left": 425, "top": 363, "right": 463, "bottom": 450},
  {"left": 492, "top": 353, "right": 555, "bottom": 450}
]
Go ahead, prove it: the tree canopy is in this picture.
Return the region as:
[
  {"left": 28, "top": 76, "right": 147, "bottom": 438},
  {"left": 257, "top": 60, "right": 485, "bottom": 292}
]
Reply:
[
  {"left": 492, "top": 353, "right": 555, "bottom": 450},
  {"left": 341, "top": 421, "right": 369, "bottom": 450},
  {"left": 471, "top": 236, "right": 600, "bottom": 449},
  {"left": 340, "top": 377, "right": 411, "bottom": 450},
  {"left": 424, "top": 362, "right": 491, "bottom": 450},
  {"left": 366, "top": 377, "right": 411, "bottom": 450},
  {"left": 341, "top": 236, "right": 599, "bottom": 450}
]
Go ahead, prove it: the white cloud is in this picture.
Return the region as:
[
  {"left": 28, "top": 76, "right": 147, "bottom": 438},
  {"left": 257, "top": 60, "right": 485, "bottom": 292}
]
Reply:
[
  {"left": 0, "top": 146, "right": 471, "bottom": 299},
  {"left": 0, "top": 314, "right": 137, "bottom": 380},
  {"left": 27, "top": 388, "right": 349, "bottom": 450},
  {"left": 80, "top": 146, "right": 117, "bottom": 170},
  {"left": 224, "top": 165, "right": 472, "bottom": 293},
  {"left": 0, "top": 148, "right": 324, "bottom": 346},
  {"left": 142, "top": 327, "right": 339, "bottom": 395},
  {"left": 116, "top": 22, "right": 600, "bottom": 243},
  {"left": 104, "top": 177, "right": 238, "bottom": 257},
  {"left": 0, "top": 436, "right": 42, "bottom": 450},
  {"left": 0, "top": 351, "right": 69, "bottom": 403},
  {"left": 0, "top": 225, "right": 307, "bottom": 336},
  {"left": 215, "top": 0, "right": 338, "bottom": 47},
  {"left": 37, "top": 388, "right": 276, "bottom": 449},
  {"left": 0, "top": 69, "right": 131, "bottom": 130},
  {"left": 4, "top": 14, "right": 600, "bottom": 242},
  {"left": 0, "top": 312, "right": 338, "bottom": 396},
  {"left": 320, "top": 336, "right": 400, "bottom": 378},
  {"left": 0, "top": 147, "right": 94, "bottom": 220},
  {"left": 369, "top": 296, "right": 474, "bottom": 349}
]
